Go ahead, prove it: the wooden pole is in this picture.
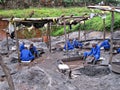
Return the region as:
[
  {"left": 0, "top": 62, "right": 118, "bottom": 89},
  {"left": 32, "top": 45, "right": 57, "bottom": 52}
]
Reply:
[
  {"left": 48, "top": 22, "right": 51, "bottom": 52},
  {"left": 63, "top": 19, "right": 68, "bottom": 52},
  {"left": 46, "top": 24, "right": 49, "bottom": 48},
  {"left": 109, "top": 11, "right": 114, "bottom": 64},
  {"left": 103, "top": 18, "right": 106, "bottom": 40},
  {"left": 0, "top": 55, "right": 15, "bottom": 90},
  {"left": 14, "top": 22, "right": 20, "bottom": 63},
  {"left": 78, "top": 23, "right": 81, "bottom": 41},
  {"left": 6, "top": 32, "right": 9, "bottom": 51},
  {"left": 84, "top": 21, "right": 86, "bottom": 41}
]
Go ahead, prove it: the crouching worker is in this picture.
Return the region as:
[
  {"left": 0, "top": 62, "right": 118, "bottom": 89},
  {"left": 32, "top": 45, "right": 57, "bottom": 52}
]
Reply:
[
  {"left": 72, "top": 38, "right": 83, "bottom": 49},
  {"left": 19, "top": 42, "right": 25, "bottom": 52},
  {"left": 117, "top": 48, "right": 120, "bottom": 53},
  {"left": 83, "top": 43, "right": 100, "bottom": 65},
  {"left": 63, "top": 39, "right": 74, "bottom": 51},
  {"left": 100, "top": 39, "right": 110, "bottom": 51},
  {"left": 20, "top": 47, "right": 34, "bottom": 62},
  {"left": 29, "top": 44, "right": 38, "bottom": 58}
]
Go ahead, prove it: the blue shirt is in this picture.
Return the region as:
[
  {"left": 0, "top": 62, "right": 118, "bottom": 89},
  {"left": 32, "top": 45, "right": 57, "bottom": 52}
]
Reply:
[
  {"left": 19, "top": 43, "right": 25, "bottom": 52},
  {"left": 29, "top": 46, "right": 38, "bottom": 55},
  {"left": 64, "top": 40, "right": 74, "bottom": 50},
  {"left": 100, "top": 40, "right": 110, "bottom": 49},
  {"left": 88, "top": 45, "right": 100, "bottom": 56},
  {"left": 117, "top": 48, "right": 120, "bottom": 53},
  {"left": 72, "top": 39, "right": 83, "bottom": 48},
  {"left": 20, "top": 49, "right": 34, "bottom": 61}
]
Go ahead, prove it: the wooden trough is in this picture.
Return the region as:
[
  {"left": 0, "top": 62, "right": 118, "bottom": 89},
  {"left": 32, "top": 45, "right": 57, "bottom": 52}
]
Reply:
[
  {"left": 61, "top": 55, "right": 84, "bottom": 69},
  {"left": 111, "top": 62, "right": 120, "bottom": 74}
]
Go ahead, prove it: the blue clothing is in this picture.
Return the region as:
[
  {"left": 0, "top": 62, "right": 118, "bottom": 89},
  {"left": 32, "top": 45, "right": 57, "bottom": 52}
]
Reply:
[
  {"left": 72, "top": 39, "right": 83, "bottom": 48},
  {"left": 29, "top": 46, "right": 38, "bottom": 55},
  {"left": 64, "top": 40, "right": 74, "bottom": 50},
  {"left": 20, "top": 49, "right": 34, "bottom": 61},
  {"left": 100, "top": 40, "right": 110, "bottom": 50},
  {"left": 117, "top": 48, "right": 120, "bottom": 53},
  {"left": 84, "top": 45, "right": 100, "bottom": 60},
  {"left": 19, "top": 43, "right": 25, "bottom": 52}
]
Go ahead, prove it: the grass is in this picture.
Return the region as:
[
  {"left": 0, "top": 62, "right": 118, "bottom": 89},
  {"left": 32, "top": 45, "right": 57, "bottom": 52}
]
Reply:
[{"left": 0, "top": 7, "right": 93, "bottom": 18}]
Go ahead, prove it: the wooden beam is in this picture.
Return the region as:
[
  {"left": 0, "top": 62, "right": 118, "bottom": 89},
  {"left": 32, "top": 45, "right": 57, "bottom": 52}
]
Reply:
[{"left": 109, "top": 11, "right": 114, "bottom": 64}]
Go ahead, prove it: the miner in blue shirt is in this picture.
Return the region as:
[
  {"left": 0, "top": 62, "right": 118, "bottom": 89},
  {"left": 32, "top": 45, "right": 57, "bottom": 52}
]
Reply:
[
  {"left": 63, "top": 39, "right": 74, "bottom": 51},
  {"left": 19, "top": 42, "right": 25, "bottom": 52},
  {"left": 29, "top": 44, "right": 38, "bottom": 57},
  {"left": 117, "top": 48, "right": 120, "bottom": 53},
  {"left": 20, "top": 47, "right": 34, "bottom": 61},
  {"left": 100, "top": 40, "right": 110, "bottom": 51},
  {"left": 83, "top": 43, "right": 100, "bottom": 64},
  {"left": 72, "top": 38, "right": 83, "bottom": 48}
]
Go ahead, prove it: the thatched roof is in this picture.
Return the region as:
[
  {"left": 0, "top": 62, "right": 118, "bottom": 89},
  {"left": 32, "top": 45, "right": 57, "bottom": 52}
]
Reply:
[{"left": 1, "top": 16, "right": 89, "bottom": 28}]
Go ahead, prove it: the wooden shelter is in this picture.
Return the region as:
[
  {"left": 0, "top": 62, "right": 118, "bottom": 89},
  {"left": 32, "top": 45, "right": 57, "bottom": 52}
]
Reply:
[
  {"left": 1, "top": 15, "right": 89, "bottom": 62},
  {"left": 87, "top": 5, "right": 120, "bottom": 64}
]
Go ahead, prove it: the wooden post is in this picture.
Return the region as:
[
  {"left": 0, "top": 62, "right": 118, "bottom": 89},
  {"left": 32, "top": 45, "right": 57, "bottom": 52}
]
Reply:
[
  {"left": 109, "top": 11, "right": 114, "bottom": 64},
  {"left": 14, "top": 22, "right": 20, "bottom": 63},
  {"left": 84, "top": 21, "right": 86, "bottom": 41},
  {"left": 48, "top": 22, "right": 51, "bottom": 52},
  {"left": 6, "top": 32, "right": 9, "bottom": 51},
  {"left": 103, "top": 18, "right": 106, "bottom": 40},
  {"left": 0, "top": 55, "right": 15, "bottom": 90},
  {"left": 63, "top": 19, "right": 68, "bottom": 52},
  {"left": 78, "top": 23, "right": 81, "bottom": 41}
]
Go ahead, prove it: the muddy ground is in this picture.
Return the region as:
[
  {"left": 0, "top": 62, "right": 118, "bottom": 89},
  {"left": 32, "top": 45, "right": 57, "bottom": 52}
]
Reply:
[{"left": 0, "top": 31, "right": 120, "bottom": 90}]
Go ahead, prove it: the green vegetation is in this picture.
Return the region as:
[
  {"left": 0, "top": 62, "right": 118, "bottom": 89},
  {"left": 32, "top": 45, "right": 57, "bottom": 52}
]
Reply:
[
  {"left": 0, "top": 7, "right": 120, "bottom": 36},
  {"left": 0, "top": 7, "right": 91, "bottom": 18}
]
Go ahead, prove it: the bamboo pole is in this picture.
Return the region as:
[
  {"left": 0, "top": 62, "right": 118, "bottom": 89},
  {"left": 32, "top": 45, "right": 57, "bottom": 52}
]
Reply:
[
  {"left": 109, "top": 11, "right": 114, "bottom": 64},
  {"left": 14, "top": 22, "right": 20, "bottom": 63},
  {"left": 0, "top": 55, "right": 15, "bottom": 90}
]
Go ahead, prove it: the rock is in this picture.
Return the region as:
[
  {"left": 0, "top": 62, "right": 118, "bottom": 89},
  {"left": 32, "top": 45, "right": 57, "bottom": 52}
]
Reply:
[
  {"left": 113, "top": 31, "right": 120, "bottom": 39},
  {"left": 0, "top": 81, "right": 9, "bottom": 90},
  {"left": 13, "top": 66, "right": 50, "bottom": 90}
]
